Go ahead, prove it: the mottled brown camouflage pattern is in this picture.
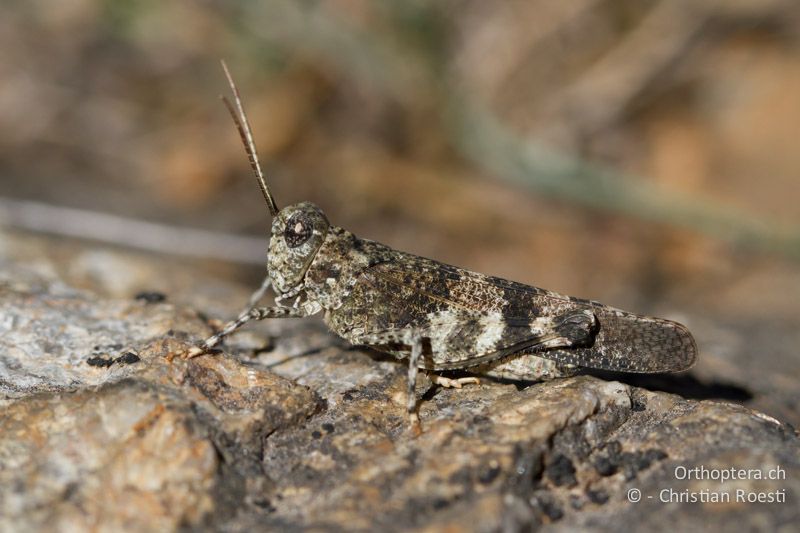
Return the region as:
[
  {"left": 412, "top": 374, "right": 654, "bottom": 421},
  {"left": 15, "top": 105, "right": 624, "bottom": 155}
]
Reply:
[{"left": 264, "top": 202, "right": 697, "bottom": 379}]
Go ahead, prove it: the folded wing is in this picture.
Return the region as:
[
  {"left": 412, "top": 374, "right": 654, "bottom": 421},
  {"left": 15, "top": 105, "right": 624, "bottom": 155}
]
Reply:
[{"left": 344, "top": 251, "right": 696, "bottom": 373}]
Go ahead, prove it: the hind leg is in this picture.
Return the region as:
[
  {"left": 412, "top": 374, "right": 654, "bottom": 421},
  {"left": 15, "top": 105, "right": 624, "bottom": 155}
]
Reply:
[
  {"left": 427, "top": 375, "right": 480, "bottom": 388},
  {"left": 475, "top": 353, "right": 577, "bottom": 382}
]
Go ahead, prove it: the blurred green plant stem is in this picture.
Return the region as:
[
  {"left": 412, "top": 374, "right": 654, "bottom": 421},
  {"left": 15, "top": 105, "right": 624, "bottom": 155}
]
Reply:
[{"left": 451, "top": 100, "right": 800, "bottom": 259}]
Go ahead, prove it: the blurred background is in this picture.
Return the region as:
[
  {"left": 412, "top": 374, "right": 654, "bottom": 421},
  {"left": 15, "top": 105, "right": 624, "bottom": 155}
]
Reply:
[{"left": 1, "top": 1, "right": 798, "bottom": 420}]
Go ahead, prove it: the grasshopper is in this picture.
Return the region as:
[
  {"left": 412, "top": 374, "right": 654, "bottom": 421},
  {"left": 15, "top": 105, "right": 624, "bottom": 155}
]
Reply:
[{"left": 183, "top": 62, "right": 697, "bottom": 424}]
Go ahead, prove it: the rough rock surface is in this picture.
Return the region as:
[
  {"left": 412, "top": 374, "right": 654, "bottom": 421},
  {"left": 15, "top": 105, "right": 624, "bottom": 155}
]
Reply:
[{"left": 1, "top": 229, "right": 797, "bottom": 532}]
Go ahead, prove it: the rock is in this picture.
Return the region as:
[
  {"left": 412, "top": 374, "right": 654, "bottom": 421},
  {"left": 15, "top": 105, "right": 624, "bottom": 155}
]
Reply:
[
  {"left": 1, "top": 382, "right": 218, "bottom": 531},
  {"left": 0, "top": 228, "right": 798, "bottom": 531}
]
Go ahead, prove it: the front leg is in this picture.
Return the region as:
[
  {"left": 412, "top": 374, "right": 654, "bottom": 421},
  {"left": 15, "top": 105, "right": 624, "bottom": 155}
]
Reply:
[
  {"left": 184, "top": 305, "right": 308, "bottom": 358},
  {"left": 184, "top": 273, "right": 270, "bottom": 358}
]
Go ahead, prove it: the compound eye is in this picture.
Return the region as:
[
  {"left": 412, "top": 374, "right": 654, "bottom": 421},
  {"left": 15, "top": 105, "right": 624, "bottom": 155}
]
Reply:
[{"left": 284, "top": 213, "right": 313, "bottom": 248}]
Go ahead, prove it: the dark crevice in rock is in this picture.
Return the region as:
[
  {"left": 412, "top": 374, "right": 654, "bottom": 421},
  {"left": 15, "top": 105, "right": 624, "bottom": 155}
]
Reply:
[
  {"left": 500, "top": 388, "right": 641, "bottom": 528},
  {"left": 591, "top": 441, "right": 668, "bottom": 481},
  {"left": 587, "top": 488, "right": 609, "bottom": 504},
  {"left": 134, "top": 291, "right": 167, "bottom": 303},
  {"left": 545, "top": 453, "right": 578, "bottom": 487},
  {"left": 507, "top": 442, "right": 548, "bottom": 497},
  {"left": 188, "top": 386, "right": 325, "bottom": 530},
  {"left": 86, "top": 356, "right": 114, "bottom": 368},
  {"left": 116, "top": 352, "right": 141, "bottom": 365},
  {"left": 200, "top": 446, "right": 251, "bottom": 529},
  {"left": 421, "top": 383, "right": 442, "bottom": 403}
]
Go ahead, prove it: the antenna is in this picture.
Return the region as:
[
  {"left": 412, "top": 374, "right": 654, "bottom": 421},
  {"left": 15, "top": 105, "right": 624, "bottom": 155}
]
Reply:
[{"left": 220, "top": 59, "right": 279, "bottom": 217}]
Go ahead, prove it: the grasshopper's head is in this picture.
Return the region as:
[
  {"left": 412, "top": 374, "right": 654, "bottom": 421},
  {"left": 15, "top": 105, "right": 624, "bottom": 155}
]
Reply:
[
  {"left": 219, "top": 62, "right": 330, "bottom": 295},
  {"left": 267, "top": 202, "right": 330, "bottom": 293}
]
